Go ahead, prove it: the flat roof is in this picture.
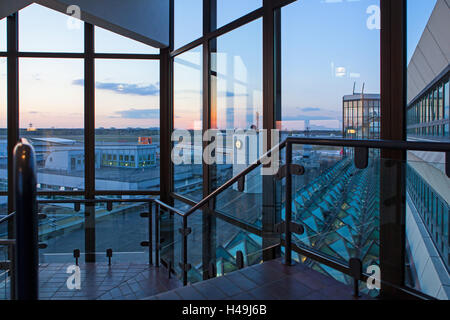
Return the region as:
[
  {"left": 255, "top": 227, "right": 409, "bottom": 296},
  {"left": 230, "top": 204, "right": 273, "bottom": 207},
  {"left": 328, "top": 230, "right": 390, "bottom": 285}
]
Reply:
[{"left": 343, "top": 94, "right": 380, "bottom": 101}]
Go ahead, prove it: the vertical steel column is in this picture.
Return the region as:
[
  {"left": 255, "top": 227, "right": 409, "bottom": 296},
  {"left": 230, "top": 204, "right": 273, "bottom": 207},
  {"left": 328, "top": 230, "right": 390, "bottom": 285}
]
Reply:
[
  {"left": 84, "top": 23, "right": 96, "bottom": 263},
  {"left": 379, "top": 0, "right": 407, "bottom": 298},
  {"left": 160, "top": 0, "right": 174, "bottom": 206},
  {"left": 284, "top": 141, "right": 292, "bottom": 265},
  {"left": 262, "top": 0, "right": 282, "bottom": 261},
  {"left": 201, "top": 0, "right": 217, "bottom": 280},
  {"left": 14, "top": 140, "right": 38, "bottom": 300},
  {"left": 7, "top": 13, "right": 19, "bottom": 300},
  {"left": 159, "top": 0, "right": 174, "bottom": 270}
]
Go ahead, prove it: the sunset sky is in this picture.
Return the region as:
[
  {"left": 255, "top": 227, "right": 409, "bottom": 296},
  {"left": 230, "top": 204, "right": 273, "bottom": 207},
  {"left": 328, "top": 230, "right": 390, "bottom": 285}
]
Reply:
[{"left": 0, "top": 0, "right": 438, "bottom": 130}]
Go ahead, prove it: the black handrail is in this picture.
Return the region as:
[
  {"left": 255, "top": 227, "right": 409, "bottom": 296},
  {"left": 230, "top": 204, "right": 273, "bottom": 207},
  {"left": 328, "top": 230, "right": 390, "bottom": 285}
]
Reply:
[
  {"left": 154, "top": 136, "right": 450, "bottom": 291},
  {"left": 163, "top": 136, "right": 450, "bottom": 220},
  {"left": 184, "top": 140, "right": 287, "bottom": 216},
  {"left": 0, "top": 212, "right": 15, "bottom": 225},
  {"left": 285, "top": 137, "right": 450, "bottom": 153},
  {"left": 13, "top": 138, "right": 38, "bottom": 300}
]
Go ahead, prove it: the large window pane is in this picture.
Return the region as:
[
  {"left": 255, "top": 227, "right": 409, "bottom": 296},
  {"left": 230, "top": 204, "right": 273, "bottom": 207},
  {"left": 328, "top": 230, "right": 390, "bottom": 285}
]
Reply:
[
  {"left": 280, "top": 0, "right": 381, "bottom": 292},
  {"left": 95, "top": 59, "right": 160, "bottom": 192},
  {"left": 211, "top": 18, "right": 262, "bottom": 188},
  {"left": 281, "top": 0, "right": 380, "bottom": 139},
  {"left": 174, "top": 0, "right": 202, "bottom": 49},
  {"left": 95, "top": 26, "right": 159, "bottom": 54},
  {"left": 19, "top": 3, "right": 84, "bottom": 53},
  {"left": 19, "top": 58, "right": 84, "bottom": 191},
  {"left": 173, "top": 46, "right": 203, "bottom": 201},
  {"left": 0, "top": 18, "right": 6, "bottom": 52},
  {"left": 0, "top": 58, "right": 5, "bottom": 191},
  {"left": 406, "top": 0, "right": 449, "bottom": 300},
  {"left": 217, "top": 0, "right": 262, "bottom": 28}
]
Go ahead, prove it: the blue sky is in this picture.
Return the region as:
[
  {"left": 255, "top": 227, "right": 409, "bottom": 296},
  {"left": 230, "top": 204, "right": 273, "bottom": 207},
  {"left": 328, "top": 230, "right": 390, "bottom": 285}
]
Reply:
[{"left": 0, "top": 0, "right": 440, "bottom": 130}]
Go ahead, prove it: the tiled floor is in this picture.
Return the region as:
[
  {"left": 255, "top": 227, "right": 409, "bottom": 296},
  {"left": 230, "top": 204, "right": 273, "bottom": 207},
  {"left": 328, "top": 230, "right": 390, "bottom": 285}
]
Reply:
[
  {"left": 38, "top": 263, "right": 180, "bottom": 300},
  {"left": 148, "top": 259, "right": 372, "bottom": 300}
]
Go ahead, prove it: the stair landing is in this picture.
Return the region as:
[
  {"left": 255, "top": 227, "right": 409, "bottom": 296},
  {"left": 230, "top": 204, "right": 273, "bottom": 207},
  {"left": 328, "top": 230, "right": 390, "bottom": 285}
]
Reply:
[{"left": 148, "top": 259, "right": 373, "bottom": 300}]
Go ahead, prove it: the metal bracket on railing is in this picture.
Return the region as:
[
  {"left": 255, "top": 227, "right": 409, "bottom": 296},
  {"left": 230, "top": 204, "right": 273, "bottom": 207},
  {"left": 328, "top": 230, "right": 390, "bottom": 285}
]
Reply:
[
  {"left": 38, "top": 213, "right": 47, "bottom": 220},
  {"left": 275, "top": 221, "right": 305, "bottom": 235},
  {"left": 178, "top": 262, "right": 192, "bottom": 272},
  {"left": 106, "top": 248, "right": 113, "bottom": 266},
  {"left": 140, "top": 241, "right": 150, "bottom": 247},
  {"left": 237, "top": 176, "right": 245, "bottom": 192},
  {"left": 106, "top": 202, "right": 113, "bottom": 212},
  {"left": 349, "top": 258, "right": 362, "bottom": 298},
  {"left": 354, "top": 147, "right": 369, "bottom": 169},
  {"left": 0, "top": 261, "right": 11, "bottom": 270},
  {"left": 73, "top": 249, "right": 80, "bottom": 266},
  {"left": 236, "top": 250, "right": 244, "bottom": 270},
  {"left": 276, "top": 164, "right": 305, "bottom": 180},
  {"left": 74, "top": 202, "right": 81, "bottom": 212},
  {"left": 179, "top": 227, "right": 192, "bottom": 237},
  {"left": 38, "top": 243, "right": 47, "bottom": 249}
]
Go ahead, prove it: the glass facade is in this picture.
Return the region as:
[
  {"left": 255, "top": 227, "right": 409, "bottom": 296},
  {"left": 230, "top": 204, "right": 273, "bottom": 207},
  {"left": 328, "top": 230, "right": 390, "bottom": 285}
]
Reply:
[
  {"left": 95, "top": 26, "right": 159, "bottom": 54},
  {"left": 406, "top": 0, "right": 449, "bottom": 299},
  {"left": 407, "top": 75, "right": 450, "bottom": 138},
  {"left": 0, "top": 0, "right": 448, "bottom": 302},
  {"left": 343, "top": 96, "right": 380, "bottom": 139},
  {"left": 173, "top": 46, "right": 203, "bottom": 201},
  {"left": 174, "top": 0, "right": 203, "bottom": 49},
  {"left": 95, "top": 59, "right": 160, "bottom": 191},
  {"left": 19, "top": 3, "right": 84, "bottom": 53},
  {"left": 211, "top": 18, "right": 263, "bottom": 189},
  {"left": 217, "top": 0, "right": 262, "bottom": 28},
  {"left": 19, "top": 58, "right": 85, "bottom": 192}
]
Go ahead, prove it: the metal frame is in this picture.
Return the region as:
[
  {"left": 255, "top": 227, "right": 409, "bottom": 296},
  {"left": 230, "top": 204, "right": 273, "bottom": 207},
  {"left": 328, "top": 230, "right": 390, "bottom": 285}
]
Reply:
[
  {"left": 3, "top": 9, "right": 163, "bottom": 263},
  {"left": 1, "top": 0, "right": 442, "bottom": 300}
]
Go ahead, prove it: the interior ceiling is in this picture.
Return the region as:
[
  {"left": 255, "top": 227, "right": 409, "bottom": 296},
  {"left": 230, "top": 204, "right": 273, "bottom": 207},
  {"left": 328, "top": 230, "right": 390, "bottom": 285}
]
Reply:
[{"left": 0, "top": 0, "right": 169, "bottom": 49}]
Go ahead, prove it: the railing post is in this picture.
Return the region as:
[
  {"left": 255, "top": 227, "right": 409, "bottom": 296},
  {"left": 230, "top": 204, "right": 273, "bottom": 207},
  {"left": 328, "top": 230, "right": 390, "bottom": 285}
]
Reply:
[
  {"left": 155, "top": 203, "right": 160, "bottom": 267},
  {"left": 13, "top": 139, "right": 38, "bottom": 300},
  {"left": 182, "top": 215, "right": 188, "bottom": 286},
  {"left": 285, "top": 141, "right": 293, "bottom": 266},
  {"left": 149, "top": 201, "right": 153, "bottom": 265},
  {"left": 8, "top": 243, "right": 15, "bottom": 300}
]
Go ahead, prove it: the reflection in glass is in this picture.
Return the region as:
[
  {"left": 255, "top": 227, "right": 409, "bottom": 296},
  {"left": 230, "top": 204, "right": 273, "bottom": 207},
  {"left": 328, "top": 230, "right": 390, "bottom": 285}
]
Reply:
[
  {"left": 19, "top": 3, "right": 84, "bottom": 53},
  {"left": 95, "top": 26, "right": 159, "bottom": 54},
  {"left": 19, "top": 58, "right": 84, "bottom": 191},
  {"left": 95, "top": 59, "right": 160, "bottom": 191},
  {"left": 406, "top": 0, "right": 449, "bottom": 300},
  {"left": 217, "top": 0, "right": 262, "bottom": 28},
  {"left": 211, "top": 18, "right": 262, "bottom": 189},
  {"left": 173, "top": 46, "right": 203, "bottom": 201},
  {"left": 174, "top": 0, "right": 202, "bottom": 49}
]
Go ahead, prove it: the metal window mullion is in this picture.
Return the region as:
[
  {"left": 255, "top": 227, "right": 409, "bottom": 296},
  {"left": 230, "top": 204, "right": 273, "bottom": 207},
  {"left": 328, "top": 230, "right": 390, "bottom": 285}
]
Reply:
[
  {"left": 379, "top": 0, "right": 407, "bottom": 298},
  {"left": 201, "top": 0, "right": 217, "bottom": 281},
  {"left": 84, "top": 23, "right": 96, "bottom": 263},
  {"left": 6, "top": 12, "right": 19, "bottom": 301}
]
